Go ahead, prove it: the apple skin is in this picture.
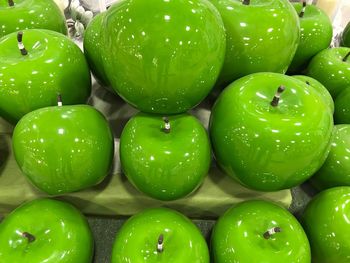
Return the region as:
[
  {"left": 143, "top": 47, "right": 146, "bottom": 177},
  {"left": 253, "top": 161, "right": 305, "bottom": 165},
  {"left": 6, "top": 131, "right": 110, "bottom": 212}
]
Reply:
[
  {"left": 83, "top": 12, "right": 110, "bottom": 88},
  {"left": 341, "top": 22, "right": 350, "bottom": 47},
  {"left": 209, "top": 0, "right": 300, "bottom": 87},
  {"left": 0, "top": 198, "right": 93, "bottom": 263},
  {"left": 334, "top": 88, "right": 350, "bottom": 124},
  {"left": 209, "top": 72, "right": 333, "bottom": 191},
  {"left": 288, "top": 2, "right": 332, "bottom": 73},
  {"left": 100, "top": 0, "right": 226, "bottom": 114},
  {"left": 0, "top": 29, "right": 91, "bottom": 124},
  {"left": 306, "top": 47, "right": 350, "bottom": 98},
  {"left": 120, "top": 113, "right": 211, "bottom": 201},
  {"left": 292, "top": 75, "right": 334, "bottom": 113},
  {"left": 12, "top": 105, "right": 114, "bottom": 195},
  {"left": 211, "top": 200, "right": 311, "bottom": 263},
  {"left": 301, "top": 186, "right": 350, "bottom": 263},
  {"left": 0, "top": 0, "right": 67, "bottom": 38},
  {"left": 111, "top": 207, "right": 209, "bottom": 263},
  {"left": 310, "top": 125, "right": 350, "bottom": 190}
]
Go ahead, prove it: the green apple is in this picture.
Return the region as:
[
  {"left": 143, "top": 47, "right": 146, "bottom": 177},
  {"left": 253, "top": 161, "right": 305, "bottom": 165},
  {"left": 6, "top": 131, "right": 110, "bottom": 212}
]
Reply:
[
  {"left": 0, "top": 198, "right": 93, "bottom": 262},
  {"left": 120, "top": 113, "right": 211, "bottom": 201},
  {"left": 111, "top": 207, "right": 209, "bottom": 263},
  {"left": 306, "top": 47, "right": 350, "bottom": 98},
  {"left": 210, "top": 0, "right": 300, "bottom": 87},
  {"left": 334, "top": 88, "right": 350, "bottom": 124},
  {"left": 211, "top": 200, "right": 311, "bottom": 262},
  {"left": 12, "top": 103, "right": 114, "bottom": 195},
  {"left": 292, "top": 75, "right": 334, "bottom": 113},
  {"left": 209, "top": 72, "right": 333, "bottom": 191},
  {"left": 83, "top": 12, "right": 110, "bottom": 88},
  {"left": 100, "top": 0, "right": 226, "bottom": 114},
  {"left": 0, "top": 0, "right": 67, "bottom": 38},
  {"left": 310, "top": 125, "right": 350, "bottom": 190},
  {"left": 0, "top": 29, "right": 91, "bottom": 124},
  {"left": 301, "top": 186, "right": 350, "bottom": 263},
  {"left": 288, "top": 1, "right": 332, "bottom": 73},
  {"left": 341, "top": 22, "right": 350, "bottom": 47}
]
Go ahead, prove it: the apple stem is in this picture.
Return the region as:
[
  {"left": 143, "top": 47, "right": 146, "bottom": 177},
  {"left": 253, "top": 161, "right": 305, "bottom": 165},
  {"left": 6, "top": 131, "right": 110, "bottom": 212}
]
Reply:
[
  {"left": 299, "top": 1, "right": 307, "bottom": 18},
  {"left": 8, "top": 0, "right": 14, "bottom": 6},
  {"left": 57, "top": 94, "right": 63, "bottom": 106},
  {"left": 242, "top": 0, "right": 250, "bottom": 5},
  {"left": 305, "top": 81, "right": 310, "bottom": 85},
  {"left": 157, "top": 234, "right": 164, "bottom": 253},
  {"left": 22, "top": 232, "right": 36, "bottom": 243},
  {"left": 263, "top": 227, "right": 281, "bottom": 239},
  {"left": 270, "top": 86, "right": 285, "bottom": 107},
  {"left": 343, "top": 51, "right": 350, "bottom": 62},
  {"left": 17, "top": 32, "right": 28, "bottom": 56},
  {"left": 162, "top": 117, "right": 170, "bottom": 133}
]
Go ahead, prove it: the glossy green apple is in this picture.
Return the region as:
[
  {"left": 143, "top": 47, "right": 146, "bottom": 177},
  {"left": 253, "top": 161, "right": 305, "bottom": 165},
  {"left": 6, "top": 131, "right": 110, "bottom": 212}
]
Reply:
[
  {"left": 334, "top": 88, "right": 350, "bottom": 124},
  {"left": 292, "top": 75, "right": 334, "bottom": 113},
  {"left": 288, "top": 2, "right": 332, "bottom": 73},
  {"left": 0, "top": 29, "right": 91, "bottom": 124},
  {"left": 341, "top": 22, "right": 350, "bottom": 47},
  {"left": 306, "top": 47, "right": 350, "bottom": 98},
  {"left": 83, "top": 12, "right": 110, "bottom": 88},
  {"left": 111, "top": 207, "right": 209, "bottom": 263},
  {"left": 210, "top": 0, "right": 300, "bottom": 87},
  {"left": 0, "top": 0, "right": 67, "bottom": 38},
  {"left": 209, "top": 72, "right": 333, "bottom": 191},
  {"left": 12, "top": 104, "right": 114, "bottom": 195},
  {"left": 301, "top": 186, "right": 350, "bottom": 263},
  {"left": 100, "top": 0, "right": 226, "bottom": 114},
  {"left": 0, "top": 198, "right": 93, "bottom": 262},
  {"left": 211, "top": 200, "right": 311, "bottom": 262},
  {"left": 310, "top": 125, "right": 350, "bottom": 190},
  {"left": 120, "top": 113, "right": 211, "bottom": 201}
]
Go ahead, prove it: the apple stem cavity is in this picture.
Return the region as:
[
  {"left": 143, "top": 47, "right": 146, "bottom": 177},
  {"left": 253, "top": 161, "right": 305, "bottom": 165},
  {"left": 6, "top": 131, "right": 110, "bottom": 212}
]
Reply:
[
  {"left": 242, "top": 0, "right": 250, "bottom": 5},
  {"left": 17, "top": 32, "right": 28, "bottom": 56},
  {"left": 162, "top": 117, "right": 171, "bottom": 133},
  {"left": 22, "top": 232, "right": 36, "bottom": 243},
  {"left": 270, "top": 85, "right": 285, "bottom": 107},
  {"left": 343, "top": 51, "right": 350, "bottom": 62},
  {"left": 157, "top": 234, "right": 164, "bottom": 253},
  {"left": 299, "top": 1, "right": 307, "bottom": 18},
  {"left": 8, "top": 0, "right": 14, "bottom": 6},
  {"left": 57, "top": 94, "right": 63, "bottom": 106},
  {"left": 263, "top": 227, "right": 282, "bottom": 239}
]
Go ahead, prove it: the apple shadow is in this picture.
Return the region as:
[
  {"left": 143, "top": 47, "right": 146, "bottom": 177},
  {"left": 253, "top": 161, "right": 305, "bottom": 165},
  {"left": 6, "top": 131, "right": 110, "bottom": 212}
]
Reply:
[
  {"left": 88, "top": 83, "right": 138, "bottom": 139},
  {"left": 0, "top": 134, "right": 11, "bottom": 177}
]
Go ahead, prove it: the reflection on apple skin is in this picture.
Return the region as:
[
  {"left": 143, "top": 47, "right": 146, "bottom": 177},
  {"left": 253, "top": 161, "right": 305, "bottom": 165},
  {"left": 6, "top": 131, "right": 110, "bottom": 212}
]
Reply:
[
  {"left": 0, "top": 198, "right": 94, "bottom": 263},
  {"left": 210, "top": 72, "right": 333, "bottom": 191},
  {"left": 12, "top": 105, "right": 114, "bottom": 195},
  {"left": 120, "top": 112, "right": 211, "bottom": 201},
  {"left": 111, "top": 207, "right": 210, "bottom": 263},
  {"left": 100, "top": 0, "right": 226, "bottom": 114},
  {"left": 302, "top": 187, "right": 350, "bottom": 263}
]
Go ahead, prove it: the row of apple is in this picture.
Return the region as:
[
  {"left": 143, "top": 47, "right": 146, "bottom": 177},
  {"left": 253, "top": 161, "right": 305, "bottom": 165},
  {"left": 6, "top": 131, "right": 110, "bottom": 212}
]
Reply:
[{"left": 0, "top": 186, "right": 349, "bottom": 262}]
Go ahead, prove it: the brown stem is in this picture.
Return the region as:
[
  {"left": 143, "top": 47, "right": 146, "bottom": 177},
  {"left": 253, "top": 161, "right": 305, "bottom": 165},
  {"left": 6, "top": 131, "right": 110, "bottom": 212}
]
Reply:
[
  {"left": 157, "top": 234, "right": 164, "bottom": 253},
  {"left": 343, "top": 51, "right": 350, "bottom": 62},
  {"left": 263, "top": 227, "right": 281, "bottom": 239},
  {"left": 17, "top": 32, "right": 28, "bottom": 56},
  {"left": 57, "top": 94, "right": 63, "bottom": 106},
  {"left": 270, "top": 86, "right": 286, "bottom": 107},
  {"left": 299, "top": 0, "right": 307, "bottom": 18},
  {"left": 22, "top": 232, "right": 36, "bottom": 243},
  {"left": 162, "top": 117, "right": 170, "bottom": 133},
  {"left": 8, "top": 0, "right": 14, "bottom": 6},
  {"left": 242, "top": 0, "right": 250, "bottom": 5}
]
